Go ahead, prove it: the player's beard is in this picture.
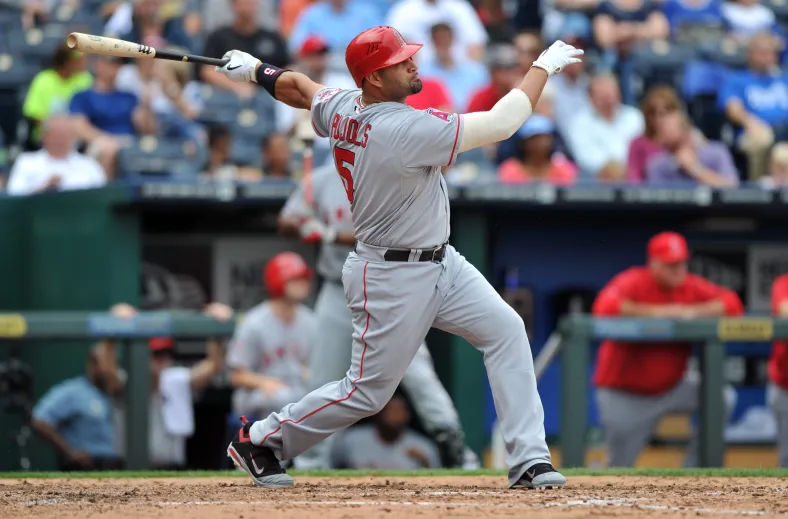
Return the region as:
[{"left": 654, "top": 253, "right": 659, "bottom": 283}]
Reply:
[{"left": 408, "top": 78, "right": 423, "bottom": 95}]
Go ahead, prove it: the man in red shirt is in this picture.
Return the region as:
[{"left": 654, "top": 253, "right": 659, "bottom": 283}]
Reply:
[
  {"left": 466, "top": 44, "right": 520, "bottom": 113},
  {"left": 592, "top": 231, "right": 744, "bottom": 467},
  {"left": 769, "top": 274, "right": 788, "bottom": 467}
]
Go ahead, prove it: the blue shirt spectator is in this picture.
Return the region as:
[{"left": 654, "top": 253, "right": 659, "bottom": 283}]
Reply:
[
  {"left": 662, "top": 0, "right": 728, "bottom": 41},
  {"left": 417, "top": 23, "right": 489, "bottom": 112},
  {"left": 70, "top": 89, "right": 139, "bottom": 136},
  {"left": 289, "top": 0, "right": 382, "bottom": 54},
  {"left": 718, "top": 69, "right": 788, "bottom": 128},
  {"left": 32, "top": 376, "right": 118, "bottom": 460}
]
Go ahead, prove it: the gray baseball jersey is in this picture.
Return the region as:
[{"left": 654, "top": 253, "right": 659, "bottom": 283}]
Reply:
[
  {"left": 281, "top": 163, "right": 354, "bottom": 281},
  {"left": 226, "top": 301, "right": 315, "bottom": 388},
  {"left": 310, "top": 87, "right": 463, "bottom": 249}
]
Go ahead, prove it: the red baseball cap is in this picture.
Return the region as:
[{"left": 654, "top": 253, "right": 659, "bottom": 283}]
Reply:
[
  {"left": 149, "top": 337, "right": 175, "bottom": 352},
  {"left": 648, "top": 232, "right": 689, "bottom": 263},
  {"left": 300, "top": 35, "right": 329, "bottom": 57}
]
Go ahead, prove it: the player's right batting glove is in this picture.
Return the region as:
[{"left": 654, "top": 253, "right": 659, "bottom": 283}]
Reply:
[
  {"left": 216, "top": 50, "right": 261, "bottom": 83},
  {"left": 531, "top": 40, "right": 584, "bottom": 76},
  {"left": 299, "top": 218, "right": 337, "bottom": 244}
]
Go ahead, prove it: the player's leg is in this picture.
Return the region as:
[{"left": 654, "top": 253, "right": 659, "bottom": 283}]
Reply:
[
  {"left": 401, "top": 343, "right": 476, "bottom": 467},
  {"left": 231, "top": 255, "right": 444, "bottom": 487},
  {"left": 309, "top": 281, "right": 355, "bottom": 388},
  {"left": 595, "top": 388, "right": 662, "bottom": 467},
  {"left": 769, "top": 384, "right": 788, "bottom": 467},
  {"left": 430, "top": 246, "right": 562, "bottom": 489},
  {"left": 295, "top": 281, "right": 354, "bottom": 469},
  {"left": 662, "top": 373, "right": 736, "bottom": 467}
]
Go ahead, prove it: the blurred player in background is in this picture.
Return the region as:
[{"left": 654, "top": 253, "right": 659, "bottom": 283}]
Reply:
[
  {"left": 278, "top": 159, "right": 477, "bottom": 469},
  {"left": 226, "top": 252, "right": 316, "bottom": 421},
  {"left": 592, "top": 231, "right": 744, "bottom": 467},
  {"left": 769, "top": 274, "right": 788, "bottom": 467}
]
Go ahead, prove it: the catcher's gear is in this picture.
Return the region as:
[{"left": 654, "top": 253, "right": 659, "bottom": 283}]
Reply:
[{"left": 345, "top": 26, "right": 422, "bottom": 87}]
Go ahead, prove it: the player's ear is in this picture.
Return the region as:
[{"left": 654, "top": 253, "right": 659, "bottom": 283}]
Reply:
[{"left": 366, "top": 70, "right": 384, "bottom": 89}]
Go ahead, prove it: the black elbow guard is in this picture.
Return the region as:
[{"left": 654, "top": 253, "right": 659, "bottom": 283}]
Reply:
[{"left": 255, "top": 64, "right": 289, "bottom": 98}]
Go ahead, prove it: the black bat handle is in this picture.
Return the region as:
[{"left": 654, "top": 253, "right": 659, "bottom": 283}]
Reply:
[{"left": 155, "top": 48, "right": 231, "bottom": 67}]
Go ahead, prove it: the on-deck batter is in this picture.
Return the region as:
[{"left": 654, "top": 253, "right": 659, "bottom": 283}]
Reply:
[
  {"left": 279, "top": 161, "right": 474, "bottom": 468},
  {"left": 218, "top": 25, "right": 582, "bottom": 490}
]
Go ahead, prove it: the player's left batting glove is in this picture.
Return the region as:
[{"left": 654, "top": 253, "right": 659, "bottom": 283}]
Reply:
[
  {"left": 531, "top": 40, "right": 584, "bottom": 76},
  {"left": 216, "top": 50, "right": 261, "bottom": 83}
]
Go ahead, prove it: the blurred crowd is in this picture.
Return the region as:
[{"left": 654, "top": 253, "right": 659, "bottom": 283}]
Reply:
[{"left": 2, "top": 0, "right": 788, "bottom": 192}]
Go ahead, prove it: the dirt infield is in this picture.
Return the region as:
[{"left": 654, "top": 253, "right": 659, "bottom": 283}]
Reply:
[{"left": 2, "top": 475, "right": 788, "bottom": 519}]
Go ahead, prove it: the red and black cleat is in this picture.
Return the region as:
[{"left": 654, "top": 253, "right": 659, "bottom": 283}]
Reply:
[{"left": 227, "top": 416, "right": 294, "bottom": 488}]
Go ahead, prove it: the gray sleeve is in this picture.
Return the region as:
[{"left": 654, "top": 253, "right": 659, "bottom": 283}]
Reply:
[
  {"left": 226, "top": 318, "right": 263, "bottom": 371},
  {"left": 396, "top": 108, "right": 463, "bottom": 168},
  {"left": 280, "top": 179, "right": 312, "bottom": 219},
  {"left": 310, "top": 87, "right": 349, "bottom": 138}
]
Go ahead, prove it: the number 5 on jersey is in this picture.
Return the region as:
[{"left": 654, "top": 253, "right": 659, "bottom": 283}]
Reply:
[{"left": 333, "top": 147, "right": 355, "bottom": 203}]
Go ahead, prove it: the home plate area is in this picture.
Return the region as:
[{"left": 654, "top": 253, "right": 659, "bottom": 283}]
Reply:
[{"left": 3, "top": 476, "right": 788, "bottom": 518}]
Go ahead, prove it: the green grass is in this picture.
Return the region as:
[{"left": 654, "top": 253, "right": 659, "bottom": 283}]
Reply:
[{"left": 1, "top": 467, "right": 787, "bottom": 479}]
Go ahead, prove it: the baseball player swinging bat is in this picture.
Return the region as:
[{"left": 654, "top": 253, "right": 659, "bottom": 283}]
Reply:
[{"left": 66, "top": 32, "right": 230, "bottom": 67}]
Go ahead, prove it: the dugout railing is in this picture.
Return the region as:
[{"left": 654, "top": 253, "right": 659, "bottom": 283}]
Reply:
[{"left": 558, "top": 315, "right": 786, "bottom": 468}]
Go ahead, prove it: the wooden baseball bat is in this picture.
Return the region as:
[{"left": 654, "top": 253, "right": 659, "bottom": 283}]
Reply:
[{"left": 66, "top": 32, "right": 230, "bottom": 67}]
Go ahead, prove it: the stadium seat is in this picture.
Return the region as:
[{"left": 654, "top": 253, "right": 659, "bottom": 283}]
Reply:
[
  {"left": 117, "top": 137, "right": 202, "bottom": 178},
  {"left": 765, "top": 0, "right": 788, "bottom": 24},
  {"left": 7, "top": 26, "right": 70, "bottom": 68},
  {"left": 630, "top": 41, "right": 698, "bottom": 99},
  {"left": 0, "top": 55, "right": 36, "bottom": 146},
  {"left": 197, "top": 86, "right": 243, "bottom": 126},
  {"left": 698, "top": 39, "right": 748, "bottom": 70},
  {"left": 683, "top": 60, "right": 729, "bottom": 140}
]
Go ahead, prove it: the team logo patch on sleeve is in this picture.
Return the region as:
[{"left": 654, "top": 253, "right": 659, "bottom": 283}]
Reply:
[
  {"left": 317, "top": 88, "right": 342, "bottom": 102},
  {"left": 425, "top": 108, "right": 456, "bottom": 123}
]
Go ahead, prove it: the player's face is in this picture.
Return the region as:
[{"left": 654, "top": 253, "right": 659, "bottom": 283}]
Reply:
[
  {"left": 652, "top": 260, "right": 688, "bottom": 289},
  {"left": 380, "top": 58, "right": 422, "bottom": 100},
  {"left": 283, "top": 278, "right": 310, "bottom": 302}
]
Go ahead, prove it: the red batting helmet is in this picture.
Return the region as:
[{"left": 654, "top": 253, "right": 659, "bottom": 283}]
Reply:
[
  {"left": 264, "top": 252, "right": 312, "bottom": 298},
  {"left": 345, "top": 26, "right": 423, "bottom": 87}
]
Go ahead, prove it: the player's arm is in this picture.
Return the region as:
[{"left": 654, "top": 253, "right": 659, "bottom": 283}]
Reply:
[
  {"left": 593, "top": 271, "right": 681, "bottom": 318},
  {"left": 682, "top": 276, "right": 744, "bottom": 317},
  {"left": 212, "top": 50, "right": 323, "bottom": 111},
  {"left": 456, "top": 41, "right": 583, "bottom": 153},
  {"left": 278, "top": 177, "right": 356, "bottom": 245}
]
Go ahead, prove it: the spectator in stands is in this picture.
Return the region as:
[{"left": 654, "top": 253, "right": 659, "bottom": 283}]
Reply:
[
  {"left": 593, "top": 231, "right": 743, "bottom": 467},
  {"left": 512, "top": 30, "right": 543, "bottom": 76},
  {"left": 280, "top": 0, "right": 317, "bottom": 38},
  {"left": 418, "top": 23, "right": 489, "bottom": 112},
  {"left": 7, "top": 115, "right": 106, "bottom": 196},
  {"left": 405, "top": 78, "right": 454, "bottom": 112},
  {"left": 31, "top": 341, "right": 123, "bottom": 471},
  {"left": 498, "top": 115, "right": 578, "bottom": 185},
  {"left": 550, "top": 40, "right": 591, "bottom": 140},
  {"left": 720, "top": 32, "right": 788, "bottom": 180},
  {"left": 69, "top": 56, "right": 157, "bottom": 178},
  {"left": 201, "top": 0, "right": 290, "bottom": 100},
  {"left": 202, "top": 125, "right": 235, "bottom": 177},
  {"left": 22, "top": 44, "right": 93, "bottom": 149},
  {"left": 628, "top": 86, "right": 682, "bottom": 183},
  {"left": 645, "top": 111, "right": 739, "bottom": 187},
  {"left": 116, "top": 58, "right": 203, "bottom": 144},
  {"left": 592, "top": 0, "right": 669, "bottom": 68},
  {"left": 23, "top": 0, "right": 78, "bottom": 29},
  {"left": 261, "top": 133, "right": 292, "bottom": 178},
  {"left": 108, "top": 302, "right": 229, "bottom": 470},
  {"left": 467, "top": 44, "right": 520, "bottom": 113},
  {"left": 761, "top": 142, "right": 788, "bottom": 189},
  {"left": 386, "top": 0, "right": 489, "bottom": 63},
  {"left": 565, "top": 74, "right": 644, "bottom": 179},
  {"left": 0, "top": 132, "right": 7, "bottom": 190},
  {"left": 330, "top": 394, "right": 441, "bottom": 469},
  {"left": 770, "top": 274, "right": 788, "bottom": 467},
  {"left": 202, "top": 0, "right": 278, "bottom": 34},
  {"left": 542, "top": 1, "right": 596, "bottom": 44},
  {"left": 662, "top": 0, "right": 728, "bottom": 44},
  {"left": 110, "top": 0, "right": 193, "bottom": 51},
  {"left": 722, "top": 0, "right": 778, "bottom": 44},
  {"left": 275, "top": 36, "right": 356, "bottom": 136},
  {"left": 289, "top": 0, "right": 382, "bottom": 55}
]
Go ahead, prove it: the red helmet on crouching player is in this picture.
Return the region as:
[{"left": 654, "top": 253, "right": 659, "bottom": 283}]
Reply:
[{"left": 264, "top": 252, "right": 312, "bottom": 302}]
